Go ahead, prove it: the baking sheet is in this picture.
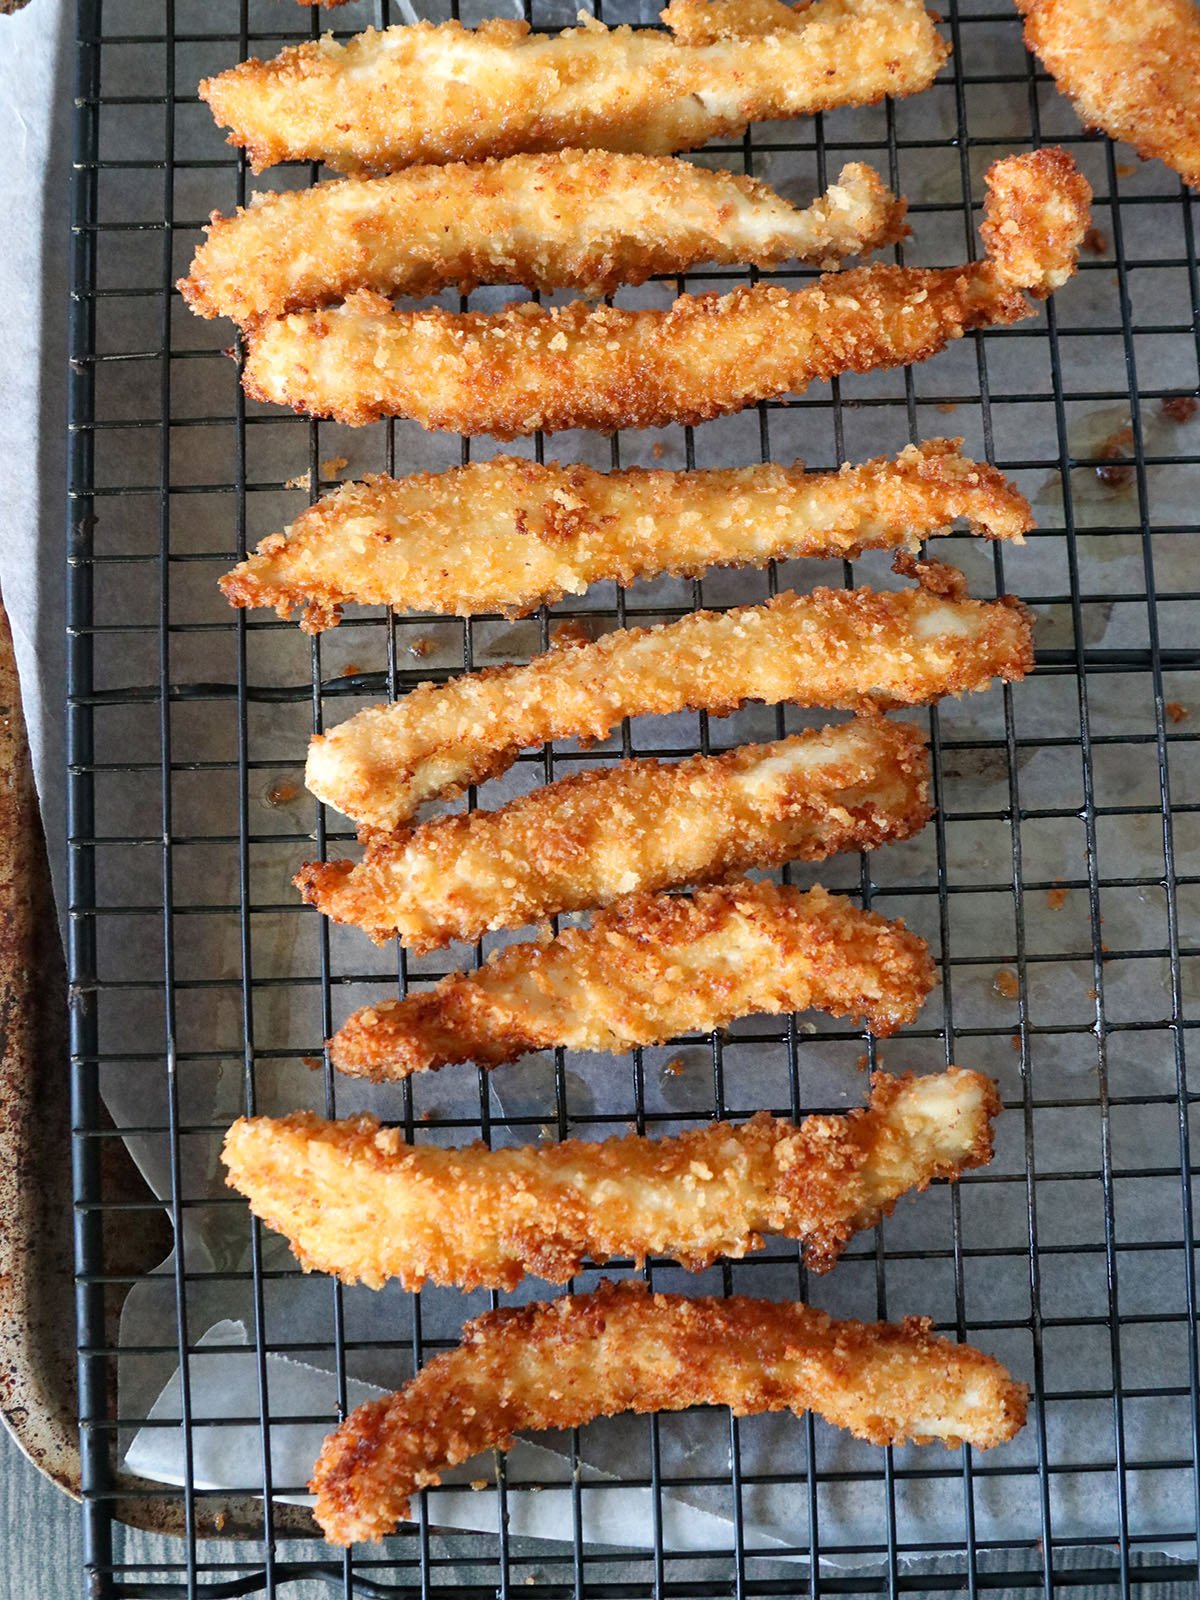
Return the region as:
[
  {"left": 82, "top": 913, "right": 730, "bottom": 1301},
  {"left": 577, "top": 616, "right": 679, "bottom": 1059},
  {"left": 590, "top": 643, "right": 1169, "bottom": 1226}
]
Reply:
[
  {"left": 17, "top": 0, "right": 1200, "bottom": 1571},
  {"left": 0, "top": 0, "right": 71, "bottom": 909}
]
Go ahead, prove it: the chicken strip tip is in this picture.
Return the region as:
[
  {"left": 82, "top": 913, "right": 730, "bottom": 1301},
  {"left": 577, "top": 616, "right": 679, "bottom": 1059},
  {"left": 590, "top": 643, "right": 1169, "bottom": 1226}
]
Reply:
[{"left": 201, "top": 0, "right": 949, "bottom": 175}]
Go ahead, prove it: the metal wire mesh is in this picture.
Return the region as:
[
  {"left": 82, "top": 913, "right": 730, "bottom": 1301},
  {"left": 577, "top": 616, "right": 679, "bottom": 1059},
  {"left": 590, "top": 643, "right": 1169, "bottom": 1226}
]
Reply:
[{"left": 67, "top": 0, "right": 1200, "bottom": 1594}]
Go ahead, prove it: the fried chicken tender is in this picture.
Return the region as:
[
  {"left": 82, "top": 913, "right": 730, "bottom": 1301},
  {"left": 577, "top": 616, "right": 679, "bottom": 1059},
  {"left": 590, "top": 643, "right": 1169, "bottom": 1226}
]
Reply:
[
  {"left": 310, "top": 1278, "right": 1028, "bottom": 1544},
  {"left": 295, "top": 717, "right": 932, "bottom": 950},
  {"left": 240, "top": 149, "right": 1090, "bottom": 434},
  {"left": 201, "top": 0, "right": 949, "bottom": 175},
  {"left": 1017, "top": 0, "right": 1200, "bottom": 189},
  {"left": 220, "top": 440, "right": 1030, "bottom": 632},
  {"left": 329, "top": 882, "right": 936, "bottom": 1079},
  {"left": 223, "top": 1068, "right": 998, "bottom": 1292},
  {"left": 180, "top": 155, "right": 906, "bottom": 325},
  {"left": 305, "top": 572, "right": 1031, "bottom": 832}
]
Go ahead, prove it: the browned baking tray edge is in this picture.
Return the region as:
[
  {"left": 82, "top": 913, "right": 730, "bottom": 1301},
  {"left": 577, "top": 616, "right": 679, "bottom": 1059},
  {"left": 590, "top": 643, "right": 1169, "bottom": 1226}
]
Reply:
[
  {"left": 0, "top": 594, "right": 79, "bottom": 1501},
  {"left": 0, "top": 595, "right": 319, "bottom": 1539}
]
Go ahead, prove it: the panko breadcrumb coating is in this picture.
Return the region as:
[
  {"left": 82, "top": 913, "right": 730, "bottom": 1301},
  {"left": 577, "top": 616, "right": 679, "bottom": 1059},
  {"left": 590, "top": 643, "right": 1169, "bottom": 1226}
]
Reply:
[
  {"left": 240, "top": 149, "right": 1090, "bottom": 434},
  {"left": 180, "top": 155, "right": 906, "bottom": 324},
  {"left": 201, "top": 0, "right": 949, "bottom": 175},
  {"left": 305, "top": 570, "right": 1032, "bottom": 832},
  {"left": 310, "top": 1278, "right": 1028, "bottom": 1544},
  {"left": 223, "top": 1069, "right": 999, "bottom": 1291},
  {"left": 328, "top": 882, "right": 936, "bottom": 1079},
  {"left": 1017, "top": 0, "right": 1200, "bottom": 189},
  {"left": 295, "top": 717, "right": 932, "bottom": 950},
  {"left": 220, "top": 439, "right": 1031, "bottom": 631}
]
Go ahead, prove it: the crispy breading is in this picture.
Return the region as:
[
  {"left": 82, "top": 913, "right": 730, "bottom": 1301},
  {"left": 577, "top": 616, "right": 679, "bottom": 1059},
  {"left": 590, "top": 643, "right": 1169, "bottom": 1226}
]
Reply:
[
  {"left": 310, "top": 1278, "right": 1028, "bottom": 1544},
  {"left": 1017, "top": 0, "right": 1200, "bottom": 189},
  {"left": 180, "top": 155, "right": 906, "bottom": 324},
  {"left": 304, "top": 572, "right": 1031, "bottom": 832},
  {"left": 200, "top": 0, "right": 949, "bottom": 175},
  {"left": 295, "top": 717, "right": 932, "bottom": 949},
  {"left": 240, "top": 150, "right": 1090, "bottom": 433},
  {"left": 220, "top": 440, "right": 1030, "bottom": 632},
  {"left": 329, "top": 882, "right": 936, "bottom": 1078},
  {"left": 663, "top": 0, "right": 830, "bottom": 41},
  {"left": 223, "top": 1068, "right": 998, "bottom": 1292}
]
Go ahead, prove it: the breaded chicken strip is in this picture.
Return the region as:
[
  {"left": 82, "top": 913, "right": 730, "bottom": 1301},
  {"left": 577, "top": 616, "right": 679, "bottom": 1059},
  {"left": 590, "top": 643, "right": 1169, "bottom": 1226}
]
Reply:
[
  {"left": 180, "top": 155, "right": 906, "bottom": 325},
  {"left": 330, "top": 881, "right": 932, "bottom": 1074},
  {"left": 305, "top": 570, "right": 1031, "bottom": 832},
  {"left": 220, "top": 440, "right": 1031, "bottom": 631},
  {"left": 329, "top": 882, "right": 935, "bottom": 1078},
  {"left": 295, "top": 717, "right": 932, "bottom": 949},
  {"left": 1017, "top": 0, "right": 1200, "bottom": 189},
  {"left": 240, "top": 149, "right": 1090, "bottom": 433},
  {"left": 201, "top": 0, "right": 949, "bottom": 175},
  {"left": 310, "top": 1278, "right": 1028, "bottom": 1544},
  {"left": 223, "top": 1069, "right": 998, "bottom": 1291}
]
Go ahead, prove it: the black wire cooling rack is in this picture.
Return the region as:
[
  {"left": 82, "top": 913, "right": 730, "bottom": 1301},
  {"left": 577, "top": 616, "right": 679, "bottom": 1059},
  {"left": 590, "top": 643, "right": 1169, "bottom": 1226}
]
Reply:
[{"left": 67, "top": 0, "right": 1200, "bottom": 1595}]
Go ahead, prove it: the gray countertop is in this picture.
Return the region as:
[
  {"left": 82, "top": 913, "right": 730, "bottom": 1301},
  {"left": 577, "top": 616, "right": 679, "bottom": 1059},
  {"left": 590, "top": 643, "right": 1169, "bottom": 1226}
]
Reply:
[{"left": 0, "top": 1428, "right": 80, "bottom": 1595}]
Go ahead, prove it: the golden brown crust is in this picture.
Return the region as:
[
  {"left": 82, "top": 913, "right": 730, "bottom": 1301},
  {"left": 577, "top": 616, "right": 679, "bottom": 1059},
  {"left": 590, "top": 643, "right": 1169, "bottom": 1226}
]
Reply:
[
  {"left": 309, "top": 1278, "right": 1028, "bottom": 1543},
  {"left": 239, "top": 150, "right": 1088, "bottom": 434},
  {"left": 180, "top": 154, "right": 906, "bottom": 324},
  {"left": 200, "top": 0, "right": 949, "bottom": 175},
  {"left": 295, "top": 717, "right": 933, "bottom": 950},
  {"left": 304, "top": 575, "right": 1033, "bottom": 831},
  {"left": 663, "top": 0, "right": 823, "bottom": 41},
  {"left": 328, "top": 881, "right": 935, "bottom": 1076},
  {"left": 222, "top": 1068, "right": 998, "bottom": 1291},
  {"left": 978, "top": 146, "right": 1095, "bottom": 296},
  {"left": 219, "top": 440, "right": 1031, "bottom": 631},
  {"left": 1017, "top": 0, "right": 1200, "bottom": 189}
]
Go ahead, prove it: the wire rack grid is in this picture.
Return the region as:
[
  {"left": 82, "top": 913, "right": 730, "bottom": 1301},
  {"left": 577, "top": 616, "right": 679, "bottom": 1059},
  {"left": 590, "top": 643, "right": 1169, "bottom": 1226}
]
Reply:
[{"left": 66, "top": 0, "right": 1200, "bottom": 1596}]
